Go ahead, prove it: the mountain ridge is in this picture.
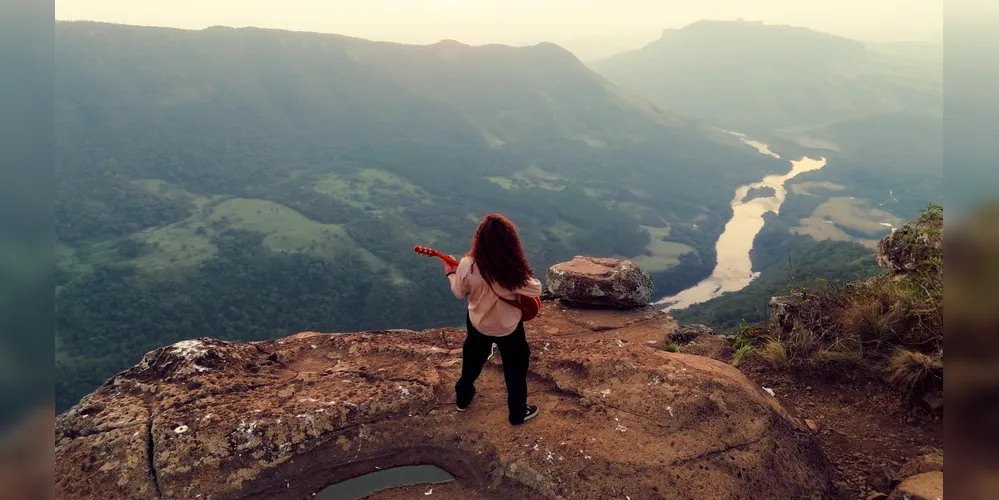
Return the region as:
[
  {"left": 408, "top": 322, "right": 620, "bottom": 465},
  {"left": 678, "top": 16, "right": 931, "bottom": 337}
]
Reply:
[{"left": 591, "top": 20, "right": 941, "bottom": 129}]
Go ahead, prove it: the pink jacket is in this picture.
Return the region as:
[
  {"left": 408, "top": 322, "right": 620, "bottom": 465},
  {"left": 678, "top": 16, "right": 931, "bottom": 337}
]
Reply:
[{"left": 447, "top": 256, "right": 542, "bottom": 336}]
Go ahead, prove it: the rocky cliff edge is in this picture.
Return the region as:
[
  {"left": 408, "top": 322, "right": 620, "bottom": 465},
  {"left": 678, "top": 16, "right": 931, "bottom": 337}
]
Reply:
[{"left": 56, "top": 286, "right": 832, "bottom": 499}]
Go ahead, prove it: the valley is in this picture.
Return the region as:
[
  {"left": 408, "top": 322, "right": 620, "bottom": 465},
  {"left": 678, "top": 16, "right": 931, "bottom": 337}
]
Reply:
[
  {"left": 51, "top": 19, "right": 942, "bottom": 415},
  {"left": 52, "top": 21, "right": 778, "bottom": 411},
  {"left": 656, "top": 139, "right": 828, "bottom": 311}
]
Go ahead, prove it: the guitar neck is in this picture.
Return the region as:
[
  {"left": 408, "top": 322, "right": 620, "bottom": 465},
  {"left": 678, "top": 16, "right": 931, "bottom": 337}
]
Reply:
[
  {"left": 437, "top": 253, "right": 460, "bottom": 266},
  {"left": 415, "top": 245, "right": 460, "bottom": 266}
]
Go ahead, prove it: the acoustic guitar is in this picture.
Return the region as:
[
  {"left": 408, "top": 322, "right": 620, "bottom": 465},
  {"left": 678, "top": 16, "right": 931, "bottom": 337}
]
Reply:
[{"left": 414, "top": 245, "right": 541, "bottom": 321}]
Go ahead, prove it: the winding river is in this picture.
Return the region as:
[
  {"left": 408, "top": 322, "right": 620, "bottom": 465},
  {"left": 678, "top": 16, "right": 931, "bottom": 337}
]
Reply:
[{"left": 655, "top": 135, "right": 827, "bottom": 311}]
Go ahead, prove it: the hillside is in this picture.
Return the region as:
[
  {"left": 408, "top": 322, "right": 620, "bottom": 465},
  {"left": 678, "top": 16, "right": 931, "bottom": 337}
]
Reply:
[
  {"left": 591, "top": 20, "right": 942, "bottom": 129},
  {"left": 54, "top": 22, "right": 782, "bottom": 411},
  {"left": 763, "top": 112, "right": 943, "bottom": 178}
]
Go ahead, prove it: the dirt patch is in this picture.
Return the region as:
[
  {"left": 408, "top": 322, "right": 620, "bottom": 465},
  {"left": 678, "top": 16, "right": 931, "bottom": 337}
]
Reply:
[{"left": 737, "top": 358, "right": 943, "bottom": 499}]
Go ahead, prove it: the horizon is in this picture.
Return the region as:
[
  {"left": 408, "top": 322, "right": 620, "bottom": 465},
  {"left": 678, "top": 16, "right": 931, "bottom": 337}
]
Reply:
[{"left": 56, "top": 0, "right": 943, "bottom": 51}]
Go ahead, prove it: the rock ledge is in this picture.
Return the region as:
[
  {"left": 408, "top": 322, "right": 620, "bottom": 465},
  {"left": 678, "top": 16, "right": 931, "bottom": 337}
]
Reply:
[{"left": 56, "top": 304, "right": 831, "bottom": 499}]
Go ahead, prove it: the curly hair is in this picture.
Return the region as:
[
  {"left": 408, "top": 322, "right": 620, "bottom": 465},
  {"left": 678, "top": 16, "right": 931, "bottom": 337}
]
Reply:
[{"left": 467, "top": 213, "right": 534, "bottom": 291}]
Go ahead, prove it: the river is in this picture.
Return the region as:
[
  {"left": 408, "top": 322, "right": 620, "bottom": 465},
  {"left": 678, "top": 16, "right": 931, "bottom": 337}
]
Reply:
[{"left": 655, "top": 135, "right": 826, "bottom": 311}]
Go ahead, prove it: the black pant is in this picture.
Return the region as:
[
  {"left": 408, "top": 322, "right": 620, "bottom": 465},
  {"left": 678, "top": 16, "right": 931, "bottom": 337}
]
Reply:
[{"left": 455, "top": 314, "right": 531, "bottom": 424}]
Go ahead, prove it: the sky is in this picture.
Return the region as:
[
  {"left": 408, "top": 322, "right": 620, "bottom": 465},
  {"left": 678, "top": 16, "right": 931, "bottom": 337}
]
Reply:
[{"left": 56, "top": 0, "right": 943, "bottom": 48}]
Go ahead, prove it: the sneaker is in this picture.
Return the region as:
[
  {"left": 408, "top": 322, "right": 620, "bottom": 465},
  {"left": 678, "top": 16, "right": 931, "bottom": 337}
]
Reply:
[
  {"left": 524, "top": 405, "right": 539, "bottom": 421},
  {"left": 512, "top": 405, "right": 539, "bottom": 425},
  {"left": 456, "top": 392, "right": 474, "bottom": 412}
]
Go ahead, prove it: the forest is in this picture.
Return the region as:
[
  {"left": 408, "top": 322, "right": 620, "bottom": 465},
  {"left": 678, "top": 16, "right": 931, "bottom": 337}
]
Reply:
[{"left": 672, "top": 232, "right": 883, "bottom": 332}]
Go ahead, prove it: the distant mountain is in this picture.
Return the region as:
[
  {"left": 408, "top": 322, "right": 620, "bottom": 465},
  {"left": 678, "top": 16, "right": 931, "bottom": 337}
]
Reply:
[
  {"left": 591, "top": 20, "right": 942, "bottom": 129},
  {"left": 54, "top": 22, "right": 782, "bottom": 411}
]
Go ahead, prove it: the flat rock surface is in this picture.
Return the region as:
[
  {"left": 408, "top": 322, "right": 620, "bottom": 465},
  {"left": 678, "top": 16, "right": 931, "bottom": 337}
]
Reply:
[
  {"left": 56, "top": 303, "right": 831, "bottom": 499},
  {"left": 546, "top": 257, "right": 654, "bottom": 309}
]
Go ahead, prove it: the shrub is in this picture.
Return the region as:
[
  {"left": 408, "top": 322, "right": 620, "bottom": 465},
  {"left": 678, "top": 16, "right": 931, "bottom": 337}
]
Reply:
[
  {"left": 887, "top": 348, "right": 943, "bottom": 394},
  {"left": 758, "top": 338, "right": 788, "bottom": 369},
  {"left": 732, "top": 345, "right": 753, "bottom": 366},
  {"left": 662, "top": 343, "right": 679, "bottom": 353}
]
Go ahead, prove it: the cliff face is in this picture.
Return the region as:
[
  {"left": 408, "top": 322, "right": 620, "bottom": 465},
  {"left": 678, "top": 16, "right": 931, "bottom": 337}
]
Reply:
[{"left": 56, "top": 297, "right": 832, "bottom": 499}]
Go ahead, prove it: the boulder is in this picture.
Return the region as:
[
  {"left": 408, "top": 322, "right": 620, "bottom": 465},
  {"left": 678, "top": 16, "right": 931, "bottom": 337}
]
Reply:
[
  {"left": 668, "top": 323, "right": 714, "bottom": 345},
  {"left": 877, "top": 211, "right": 943, "bottom": 273},
  {"left": 546, "top": 256, "right": 653, "bottom": 309},
  {"left": 668, "top": 324, "right": 732, "bottom": 361},
  {"left": 55, "top": 303, "right": 832, "bottom": 500},
  {"left": 676, "top": 334, "right": 733, "bottom": 362},
  {"left": 888, "top": 471, "right": 943, "bottom": 500},
  {"left": 898, "top": 452, "right": 943, "bottom": 479},
  {"left": 768, "top": 295, "right": 802, "bottom": 334}
]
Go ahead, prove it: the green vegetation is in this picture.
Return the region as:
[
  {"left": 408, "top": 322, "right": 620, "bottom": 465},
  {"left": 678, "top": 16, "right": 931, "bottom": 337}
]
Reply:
[
  {"left": 731, "top": 344, "right": 753, "bottom": 367},
  {"left": 745, "top": 207, "right": 944, "bottom": 392},
  {"left": 775, "top": 112, "right": 943, "bottom": 177},
  {"left": 52, "top": 22, "right": 782, "bottom": 411},
  {"left": 673, "top": 234, "right": 883, "bottom": 331},
  {"left": 791, "top": 197, "right": 902, "bottom": 248},
  {"left": 633, "top": 225, "right": 695, "bottom": 273}
]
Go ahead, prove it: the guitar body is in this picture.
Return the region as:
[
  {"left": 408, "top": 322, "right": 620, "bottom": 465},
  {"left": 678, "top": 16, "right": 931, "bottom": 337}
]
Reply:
[
  {"left": 415, "top": 245, "right": 541, "bottom": 322},
  {"left": 518, "top": 296, "right": 542, "bottom": 321}
]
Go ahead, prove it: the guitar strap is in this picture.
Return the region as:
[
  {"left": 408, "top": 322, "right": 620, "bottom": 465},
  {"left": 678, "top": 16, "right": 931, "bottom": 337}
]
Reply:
[{"left": 486, "top": 281, "right": 525, "bottom": 312}]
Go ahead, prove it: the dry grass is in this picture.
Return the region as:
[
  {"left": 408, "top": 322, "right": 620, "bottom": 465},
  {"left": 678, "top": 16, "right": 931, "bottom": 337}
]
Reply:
[
  {"left": 887, "top": 348, "right": 943, "bottom": 394},
  {"left": 758, "top": 339, "right": 789, "bottom": 369},
  {"left": 789, "top": 265, "right": 941, "bottom": 356},
  {"left": 750, "top": 207, "right": 943, "bottom": 389},
  {"left": 813, "top": 340, "right": 866, "bottom": 373},
  {"left": 732, "top": 345, "right": 753, "bottom": 367}
]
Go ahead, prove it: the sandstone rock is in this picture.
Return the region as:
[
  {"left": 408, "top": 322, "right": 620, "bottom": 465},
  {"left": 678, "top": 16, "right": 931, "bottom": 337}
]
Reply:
[
  {"left": 898, "top": 452, "right": 943, "bottom": 479},
  {"left": 675, "top": 333, "right": 733, "bottom": 363},
  {"left": 804, "top": 419, "right": 821, "bottom": 432},
  {"left": 768, "top": 295, "right": 802, "bottom": 334},
  {"left": 546, "top": 256, "right": 653, "bottom": 309},
  {"left": 668, "top": 323, "right": 714, "bottom": 345},
  {"left": 539, "top": 283, "right": 557, "bottom": 302},
  {"left": 888, "top": 471, "right": 943, "bottom": 500},
  {"left": 55, "top": 303, "right": 831, "bottom": 500},
  {"left": 877, "top": 212, "right": 943, "bottom": 273}
]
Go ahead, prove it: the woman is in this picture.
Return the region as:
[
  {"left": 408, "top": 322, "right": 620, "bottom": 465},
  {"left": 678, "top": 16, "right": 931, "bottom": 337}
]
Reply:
[{"left": 445, "top": 213, "right": 543, "bottom": 425}]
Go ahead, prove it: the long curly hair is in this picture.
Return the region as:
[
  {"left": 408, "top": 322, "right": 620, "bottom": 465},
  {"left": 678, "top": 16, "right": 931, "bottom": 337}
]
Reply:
[{"left": 467, "top": 213, "right": 534, "bottom": 291}]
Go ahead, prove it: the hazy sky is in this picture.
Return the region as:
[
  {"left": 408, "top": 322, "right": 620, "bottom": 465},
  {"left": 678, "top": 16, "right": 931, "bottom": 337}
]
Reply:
[{"left": 56, "top": 0, "right": 943, "bottom": 46}]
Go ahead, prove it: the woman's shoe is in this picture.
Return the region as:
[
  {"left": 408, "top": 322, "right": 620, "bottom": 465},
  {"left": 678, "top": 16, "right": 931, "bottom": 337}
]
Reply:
[{"left": 511, "top": 405, "right": 539, "bottom": 425}]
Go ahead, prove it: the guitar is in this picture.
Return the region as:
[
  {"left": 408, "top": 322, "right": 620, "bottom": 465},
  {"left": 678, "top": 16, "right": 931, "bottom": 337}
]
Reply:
[{"left": 414, "top": 245, "right": 541, "bottom": 321}]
